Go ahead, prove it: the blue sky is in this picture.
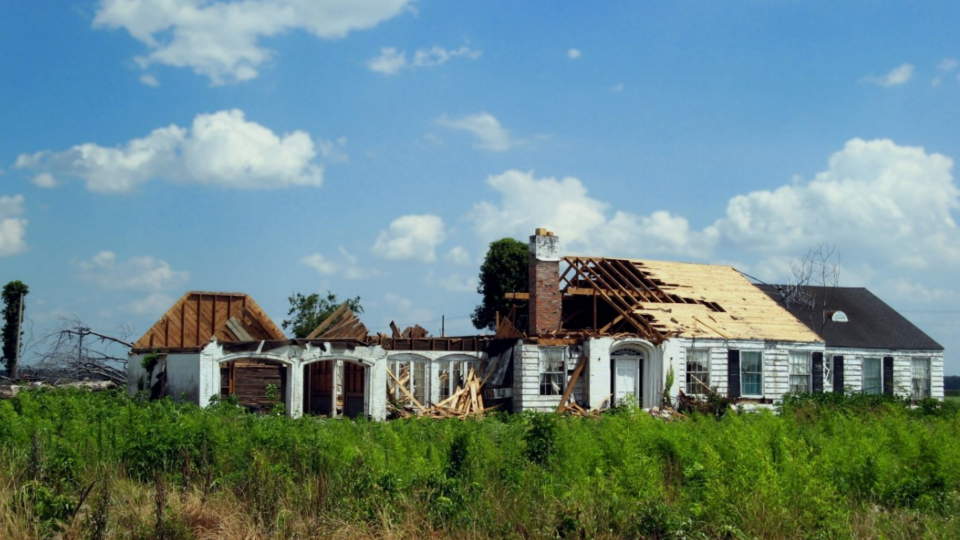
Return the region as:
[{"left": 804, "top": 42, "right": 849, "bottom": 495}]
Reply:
[{"left": 2, "top": 0, "right": 960, "bottom": 373}]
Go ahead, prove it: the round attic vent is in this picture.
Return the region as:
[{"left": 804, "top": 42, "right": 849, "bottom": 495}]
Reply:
[{"left": 830, "top": 311, "right": 849, "bottom": 323}]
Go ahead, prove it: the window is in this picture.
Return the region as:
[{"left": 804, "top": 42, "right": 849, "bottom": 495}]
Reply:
[
  {"left": 741, "top": 351, "right": 763, "bottom": 396},
  {"left": 388, "top": 359, "right": 428, "bottom": 406},
  {"left": 862, "top": 357, "right": 882, "bottom": 395},
  {"left": 539, "top": 348, "right": 565, "bottom": 395},
  {"left": 789, "top": 351, "right": 811, "bottom": 394},
  {"left": 686, "top": 349, "right": 710, "bottom": 395},
  {"left": 911, "top": 358, "right": 931, "bottom": 400}
]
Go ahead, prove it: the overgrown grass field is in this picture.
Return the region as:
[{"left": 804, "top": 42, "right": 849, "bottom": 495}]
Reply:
[{"left": 0, "top": 389, "right": 958, "bottom": 539}]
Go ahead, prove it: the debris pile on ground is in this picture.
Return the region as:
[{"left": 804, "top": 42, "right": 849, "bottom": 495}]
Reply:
[
  {"left": 388, "top": 367, "right": 497, "bottom": 419},
  {"left": 0, "top": 379, "right": 117, "bottom": 399},
  {"left": 646, "top": 406, "right": 687, "bottom": 422}
]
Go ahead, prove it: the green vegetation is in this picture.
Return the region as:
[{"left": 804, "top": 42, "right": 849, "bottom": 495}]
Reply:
[
  {"left": 1, "top": 280, "right": 29, "bottom": 380},
  {"left": 0, "top": 390, "right": 959, "bottom": 539},
  {"left": 472, "top": 237, "right": 528, "bottom": 331}
]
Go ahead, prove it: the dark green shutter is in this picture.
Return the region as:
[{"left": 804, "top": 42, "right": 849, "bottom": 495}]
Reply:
[
  {"left": 833, "top": 356, "right": 844, "bottom": 394},
  {"left": 812, "top": 352, "right": 824, "bottom": 393},
  {"left": 727, "top": 349, "right": 740, "bottom": 399},
  {"left": 883, "top": 356, "right": 894, "bottom": 395}
]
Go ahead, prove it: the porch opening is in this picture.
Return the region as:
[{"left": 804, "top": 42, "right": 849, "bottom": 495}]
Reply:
[
  {"left": 303, "top": 360, "right": 367, "bottom": 418},
  {"left": 220, "top": 358, "right": 288, "bottom": 413}
]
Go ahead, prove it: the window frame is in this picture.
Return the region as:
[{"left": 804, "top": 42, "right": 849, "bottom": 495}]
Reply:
[
  {"left": 740, "top": 350, "right": 764, "bottom": 398},
  {"left": 911, "top": 357, "right": 931, "bottom": 401},
  {"left": 788, "top": 351, "right": 812, "bottom": 394},
  {"left": 388, "top": 358, "right": 429, "bottom": 406},
  {"left": 539, "top": 347, "right": 566, "bottom": 396},
  {"left": 862, "top": 357, "right": 882, "bottom": 395},
  {"left": 685, "top": 348, "right": 711, "bottom": 395}
]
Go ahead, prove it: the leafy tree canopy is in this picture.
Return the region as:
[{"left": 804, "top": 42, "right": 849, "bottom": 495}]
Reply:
[
  {"left": 471, "top": 238, "right": 528, "bottom": 331},
  {"left": 282, "top": 291, "right": 363, "bottom": 338},
  {"left": 2, "top": 280, "right": 29, "bottom": 378}
]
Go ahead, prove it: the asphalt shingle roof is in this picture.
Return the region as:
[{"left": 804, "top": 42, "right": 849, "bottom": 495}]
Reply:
[{"left": 755, "top": 285, "right": 942, "bottom": 351}]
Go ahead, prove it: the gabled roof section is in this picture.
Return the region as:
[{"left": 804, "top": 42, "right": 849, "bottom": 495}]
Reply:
[
  {"left": 560, "top": 257, "right": 822, "bottom": 343},
  {"left": 756, "top": 285, "right": 943, "bottom": 351},
  {"left": 132, "top": 291, "right": 285, "bottom": 351}
]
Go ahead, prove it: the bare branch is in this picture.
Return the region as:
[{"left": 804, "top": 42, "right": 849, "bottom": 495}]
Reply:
[{"left": 28, "top": 316, "right": 130, "bottom": 385}]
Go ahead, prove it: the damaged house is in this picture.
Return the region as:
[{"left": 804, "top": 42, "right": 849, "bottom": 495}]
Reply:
[
  {"left": 127, "top": 291, "right": 487, "bottom": 420},
  {"left": 127, "top": 229, "right": 944, "bottom": 418}
]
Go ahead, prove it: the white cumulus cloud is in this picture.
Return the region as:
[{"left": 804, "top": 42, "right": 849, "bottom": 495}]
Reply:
[
  {"left": 708, "top": 138, "right": 960, "bottom": 267},
  {"left": 861, "top": 63, "right": 914, "bottom": 87},
  {"left": 368, "top": 45, "right": 481, "bottom": 75},
  {"left": 469, "top": 139, "right": 960, "bottom": 267},
  {"left": 436, "top": 112, "right": 517, "bottom": 152},
  {"left": 15, "top": 109, "right": 326, "bottom": 193},
  {"left": 94, "top": 0, "right": 415, "bottom": 84},
  {"left": 76, "top": 251, "right": 190, "bottom": 292},
  {"left": 0, "top": 195, "right": 27, "bottom": 258},
  {"left": 372, "top": 214, "right": 446, "bottom": 262},
  {"left": 469, "top": 170, "right": 609, "bottom": 247},
  {"left": 567, "top": 48, "right": 581, "bottom": 60}
]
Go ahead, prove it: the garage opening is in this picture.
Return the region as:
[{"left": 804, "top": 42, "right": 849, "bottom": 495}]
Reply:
[
  {"left": 220, "top": 358, "right": 288, "bottom": 413},
  {"left": 303, "top": 360, "right": 367, "bottom": 418}
]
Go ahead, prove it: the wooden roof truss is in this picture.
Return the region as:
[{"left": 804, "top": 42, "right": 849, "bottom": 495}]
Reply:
[{"left": 560, "top": 256, "right": 724, "bottom": 343}]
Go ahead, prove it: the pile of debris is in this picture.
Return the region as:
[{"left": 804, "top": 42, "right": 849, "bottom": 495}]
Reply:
[
  {"left": 0, "top": 379, "right": 118, "bottom": 399},
  {"left": 646, "top": 406, "right": 687, "bottom": 422},
  {"left": 388, "top": 367, "right": 497, "bottom": 419}
]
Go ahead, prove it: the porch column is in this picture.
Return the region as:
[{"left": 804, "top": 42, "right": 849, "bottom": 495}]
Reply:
[{"left": 288, "top": 358, "right": 303, "bottom": 418}]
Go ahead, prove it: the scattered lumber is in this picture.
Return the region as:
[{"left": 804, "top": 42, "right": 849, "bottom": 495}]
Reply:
[{"left": 388, "top": 367, "right": 495, "bottom": 420}]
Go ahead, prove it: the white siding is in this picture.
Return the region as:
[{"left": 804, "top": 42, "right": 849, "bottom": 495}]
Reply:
[{"left": 827, "top": 348, "right": 945, "bottom": 399}]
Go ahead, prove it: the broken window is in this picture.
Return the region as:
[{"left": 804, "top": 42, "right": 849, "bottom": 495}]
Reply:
[
  {"left": 862, "top": 357, "right": 882, "bottom": 395},
  {"left": 388, "top": 358, "right": 428, "bottom": 407},
  {"left": 685, "top": 349, "right": 710, "bottom": 395},
  {"left": 539, "top": 347, "right": 565, "bottom": 396},
  {"left": 911, "top": 357, "right": 931, "bottom": 400},
  {"left": 740, "top": 351, "right": 763, "bottom": 397},
  {"left": 437, "top": 359, "right": 479, "bottom": 403},
  {"left": 788, "top": 351, "right": 811, "bottom": 394}
]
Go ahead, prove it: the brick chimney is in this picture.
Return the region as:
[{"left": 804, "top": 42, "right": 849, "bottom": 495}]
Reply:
[{"left": 528, "top": 228, "right": 561, "bottom": 335}]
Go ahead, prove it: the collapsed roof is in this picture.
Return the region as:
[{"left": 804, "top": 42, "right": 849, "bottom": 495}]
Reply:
[{"left": 552, "top": 256, "right": 822, "bottom": 344}]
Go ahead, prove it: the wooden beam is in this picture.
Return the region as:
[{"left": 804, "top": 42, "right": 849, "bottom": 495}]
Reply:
[
  {"left": 226, "top": 317, "right": 254, "bottom": 341},
  {"left": 557, "top": 355, "right": 587, "bottom": 414},
  {"left": 386, "top": 368, "right": 426, "bottom": 412},
  {"left": 305, "top": 302, "right": 351, "bottom": 339},
  {"left": 390, "top": 321, "right": 402, "bottom": 338},
  {"left": 504, "top": 292, "right": 530, "bottom": 300}
]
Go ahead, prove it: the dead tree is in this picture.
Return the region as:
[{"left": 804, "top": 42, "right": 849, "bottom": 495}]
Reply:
[
  {"left": 782, "top": 244, "right": 842, "bottom": 333},
  {"left": 29, "top": 316, "right": 132, "bottom": 385}
]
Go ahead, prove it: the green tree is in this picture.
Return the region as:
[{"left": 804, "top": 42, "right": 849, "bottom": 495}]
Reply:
[
  {"left": 282, "top": 291, "right": 363, "bottom": 338},
  {"left": 2, "top": 280, "right": 29, "bottom": 380},
  {"left": 471, "top": 238, "right": 529, "bottom": 331}
]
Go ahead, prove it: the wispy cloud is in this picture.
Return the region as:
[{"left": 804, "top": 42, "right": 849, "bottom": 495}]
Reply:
[
  {"left": 567, "top": 48, "right": 581, "bottom": 60},
  {"left": 368, "top": 45, "right": 481, "bottom": 75},
  {"left": 436, "top": 112, "right": 518, "bottom": 152},
  {"left": 861, "top": 63, "right": 914, "bottom": 87}
]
